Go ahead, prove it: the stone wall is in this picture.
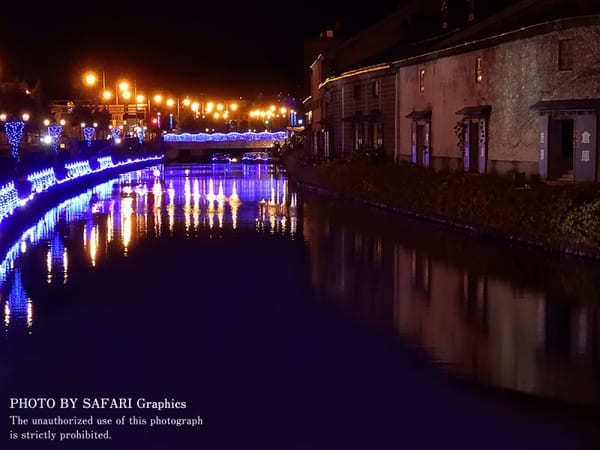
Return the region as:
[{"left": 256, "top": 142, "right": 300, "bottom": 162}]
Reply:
[{"left": 317, "top": 18, "right": 600, "bottom": 177}]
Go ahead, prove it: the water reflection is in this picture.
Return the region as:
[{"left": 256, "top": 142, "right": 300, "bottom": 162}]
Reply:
[
  {"left": 302, "top": 195, "right": 600, "bottom": 407},
  {"left": 1, "top": 164, "right": 296, "bottom": 337},
  {"left": 2, "top": 162, "right": 599, "bottom": 409}
]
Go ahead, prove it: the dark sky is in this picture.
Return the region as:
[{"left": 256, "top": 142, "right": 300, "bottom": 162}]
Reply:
[{"left": 0, "top": 2, "right": 404, "bottom": 100}]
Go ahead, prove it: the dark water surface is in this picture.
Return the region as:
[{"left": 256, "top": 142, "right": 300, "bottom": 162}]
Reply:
[{"left": 1, "top": 163, "right": 599, "bottom": 449}]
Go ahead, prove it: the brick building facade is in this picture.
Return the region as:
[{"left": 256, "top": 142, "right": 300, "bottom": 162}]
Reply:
[{"left": 306, "top": 0, "right": 600, "bottom": 182}]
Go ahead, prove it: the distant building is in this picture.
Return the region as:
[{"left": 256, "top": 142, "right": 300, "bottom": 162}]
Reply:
[{"left": 306, "top": 0, "right": 600, "bottom": 182}]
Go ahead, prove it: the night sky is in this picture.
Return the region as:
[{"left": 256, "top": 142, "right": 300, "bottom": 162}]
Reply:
[{"left": 0, "top": 2, "right": 404, "bottom": 99}]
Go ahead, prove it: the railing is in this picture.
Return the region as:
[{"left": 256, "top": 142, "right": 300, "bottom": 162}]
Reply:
[
  {"left": 0, "top": 154, "right": 164, "bottom": 226},
  {"left": 163, "top": 131, "right": 288, "bottom": 143}
]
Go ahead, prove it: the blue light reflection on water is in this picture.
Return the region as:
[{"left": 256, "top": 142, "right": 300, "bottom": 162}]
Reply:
[{"left": 1, "top": 164, "right": 297, "bottom": 333}]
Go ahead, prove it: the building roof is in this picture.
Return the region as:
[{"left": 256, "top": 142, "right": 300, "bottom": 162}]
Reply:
[
  {"left": 531, "top": 99, "right": 600, "bottom": 112},
  {"left": 323, "top": 0, "right": 600, "bottom": 80}
]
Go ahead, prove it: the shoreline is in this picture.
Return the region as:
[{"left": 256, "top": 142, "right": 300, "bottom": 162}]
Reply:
[{"left": 282, "top": 152, "right": 600, "bottom": 261}]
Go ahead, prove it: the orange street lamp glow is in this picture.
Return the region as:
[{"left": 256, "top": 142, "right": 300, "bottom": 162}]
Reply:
[
  {"left": 213, "top": 112, "right": 220, "bottom": 119},
  {"left": 230, "top": 103, "right": 238, "bottom": 111},
  {"left": 122, "top": 91, "right": 132, "bottom": 100},
  {"left": 22, "top": 113, "right": 30, "bottom": 121},
  {"left": 206, "top": 101, "right": 214, "bottom": 111},
  {"left": 191, "top": 102, "right": 199, "bottom": 112},
  {"left": 183, "top": 98, "right": 191, "bottom": 106},
  {"left": 153, "top": 94, "right": 163, "bottom": 103},
  {"left": 166, "top": 98, "right": 175, "bottom": 107},
  {"left": 83, "top": 72, "right": 97, "bottom": 86},
  {"left": 216, "top": 103, "right": 224, "bottom": 111},
  {"left": 136, "top": 94, "right": 145, "bottom": 103},
  {"left": 43, "top": 119, "right": 50, "bottom": 126},
  {"left": 269, "top": 105, "right": 276, "bottom": 111},
  {"left": 102, "top": 90, "right": 112, "bottom": 100},
  {"left": 119, "top": 81, "right": 129, "bottom": 91},
  {"left": 280, "top": 107, "right": 287, "bottom": 114}
]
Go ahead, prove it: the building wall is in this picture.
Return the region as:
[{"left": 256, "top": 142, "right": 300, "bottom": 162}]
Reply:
[
  {"left": 323, "top": 71, "right": 396, "bottom": 159},
  {"left": 396, "top": 23, "right": 600, "bottom": 175},
  {"left": 315, "top": 20, "right": 600, "bottom": 176}
]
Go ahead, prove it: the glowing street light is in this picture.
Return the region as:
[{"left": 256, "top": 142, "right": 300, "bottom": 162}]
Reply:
[
  {"left": 269, "top": 105, "right": 276, "bottom": 112},
  {"left": 102, "top": 90, "right": 112, "bottom": 101},
  {"left": 153, "top": 94, "right": 163, "bottom": 104},
  {"left": 183, "top": 98, "right": 191, "bottom": 106},
  {"left": 22, "top": 113, "right": 30, "bottom": 122},
  {"left": 216, "top": 103, "right": 224, "bottom": 111},
  {"left": 118, "top": 81, "right": 129, "bottom": 91},
  {"left": 0, "top": 114, "right": 6, "bottom": 121},
  {"left": 59, "top": 119, "right": 66, "bottom": 126},
  {"left": 122, "top": 91, "right": 132, "bottom": 101},
  {"left": 230, "top": 103, "right": 238, "bottom": 111},
  {"left": 43, "top": 119, "right": 50, "bottom": 126},
  {"left": 136, "top": 94, "right": 145, "bottom": 103},
  {"left": 213, "top": 112, "right": 220, "bottom": 119},
  {"left": 166, "top": 98, "right": 175, "bottom": 107},
  {"left": 83, "top": 72, "right": 97, "bottom": 86},
  {"left": 280, "top": 107, "right": 287, "bottom": 114},
  {"left": 191, "top": 102, "right": 199, "bottom": 112},
  {"left": 206, "top": 101, "right": 214, "bottom": 112}
]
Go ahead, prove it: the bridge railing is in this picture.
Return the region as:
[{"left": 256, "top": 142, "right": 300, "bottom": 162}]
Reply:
[{"left": 163, "top": 131, "right": 288, "bottom": 143}]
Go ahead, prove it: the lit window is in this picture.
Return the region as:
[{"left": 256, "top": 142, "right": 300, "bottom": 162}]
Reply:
[
  {"left": 419, "top": 69, "right": 425, "bottom": 93},
  {"left": 476, "top": 57, "right": 483, "bottom": 83},
  {"left": 559, "top": 39, "right": 573, "bottom": 71}
]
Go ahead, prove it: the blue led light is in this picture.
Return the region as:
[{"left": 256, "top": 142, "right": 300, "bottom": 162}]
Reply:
[
  {"left": 27, "top": 168, "right": 57, "bottom": 193},
  {"left": 83, "top": 126, "right": 95, "bottom": 147},
  {"left": 0, "top": 182, "right": 19, "bottom": 219},
  {"left": 163, "top": 131, "right": 288, "bottom": 143},
  {"left": 97, "top": 156, "right": 114, "bottom": 170},
  {"left": 111, "top": 128, "right": 122, "bottom": 143},
  {"left": 135, "top": 127, "right": 145, "bottom": 145},
  {"left": 5, "top": 121, "right": 25, "bottom": 159},
  {"left": 47, "top": 125, "right": 63, "bottom": 152},
  {"left": 65, "top": 160, "right": 92, "bottom": 179}
]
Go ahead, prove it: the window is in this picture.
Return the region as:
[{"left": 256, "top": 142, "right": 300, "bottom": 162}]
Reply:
[
  {"left": 419, "top": 68, "right": 425, "bottom": 93},
  {"left": 353, "top": 123, "right": 364, "bottom": 150},
  {"left": 475, "top": 57, "right": 483, "bottom": 83},
  {"left": 559, "top": 39, "right": 573, "bottom": 71},
  {"left": 372, "top": 81, "right": 380, "bottom": 97},
  {"left": 353, "top": 84, "right": 361, "bottom": 99}
]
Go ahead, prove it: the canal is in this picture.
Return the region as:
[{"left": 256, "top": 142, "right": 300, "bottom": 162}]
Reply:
[{"left": 1, "top": 163, "right": 599, "bottom": 449}]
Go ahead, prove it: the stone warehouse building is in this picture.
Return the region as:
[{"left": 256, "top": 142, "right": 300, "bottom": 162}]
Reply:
[{"left": 305, "top": 0, "right": 600, "bottom": 182}]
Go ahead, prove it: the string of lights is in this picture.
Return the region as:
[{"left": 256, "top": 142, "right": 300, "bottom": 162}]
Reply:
[
  {"left": 0, "top": 182, "right": 19, "bottom": 219},
  {"left": 83, "top": 127, "right": 95, "bottom": 147},
  {"left": 163, "top": 131, "right": 287, "bottom": 143},
  {"left": 65, "top": 161, "right": 92, "bottom": 179},
  {"left": 47, "top": 125, "right": 63, "bottom": 152},
  {"left": 97, "top": 156, "right": 114, "bottom": 170},
  {"left": 135, "top": 127, "right": 145, "bottom": 145},
  {"left": 27, "top": 168, "right": 58, "bottom": 193},
  {"left": 4, "top": 121, "right": 25, "bottom": 159}
]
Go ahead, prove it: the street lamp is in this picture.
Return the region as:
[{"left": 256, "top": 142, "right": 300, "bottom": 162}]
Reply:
[{"left": 83, "top": 72, "right": 98, "bottom": 87}]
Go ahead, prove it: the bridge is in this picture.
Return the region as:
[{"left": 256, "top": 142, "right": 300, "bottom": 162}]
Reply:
[{"left": 163, "top": 131, "right": 288, "bottom": 160}]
